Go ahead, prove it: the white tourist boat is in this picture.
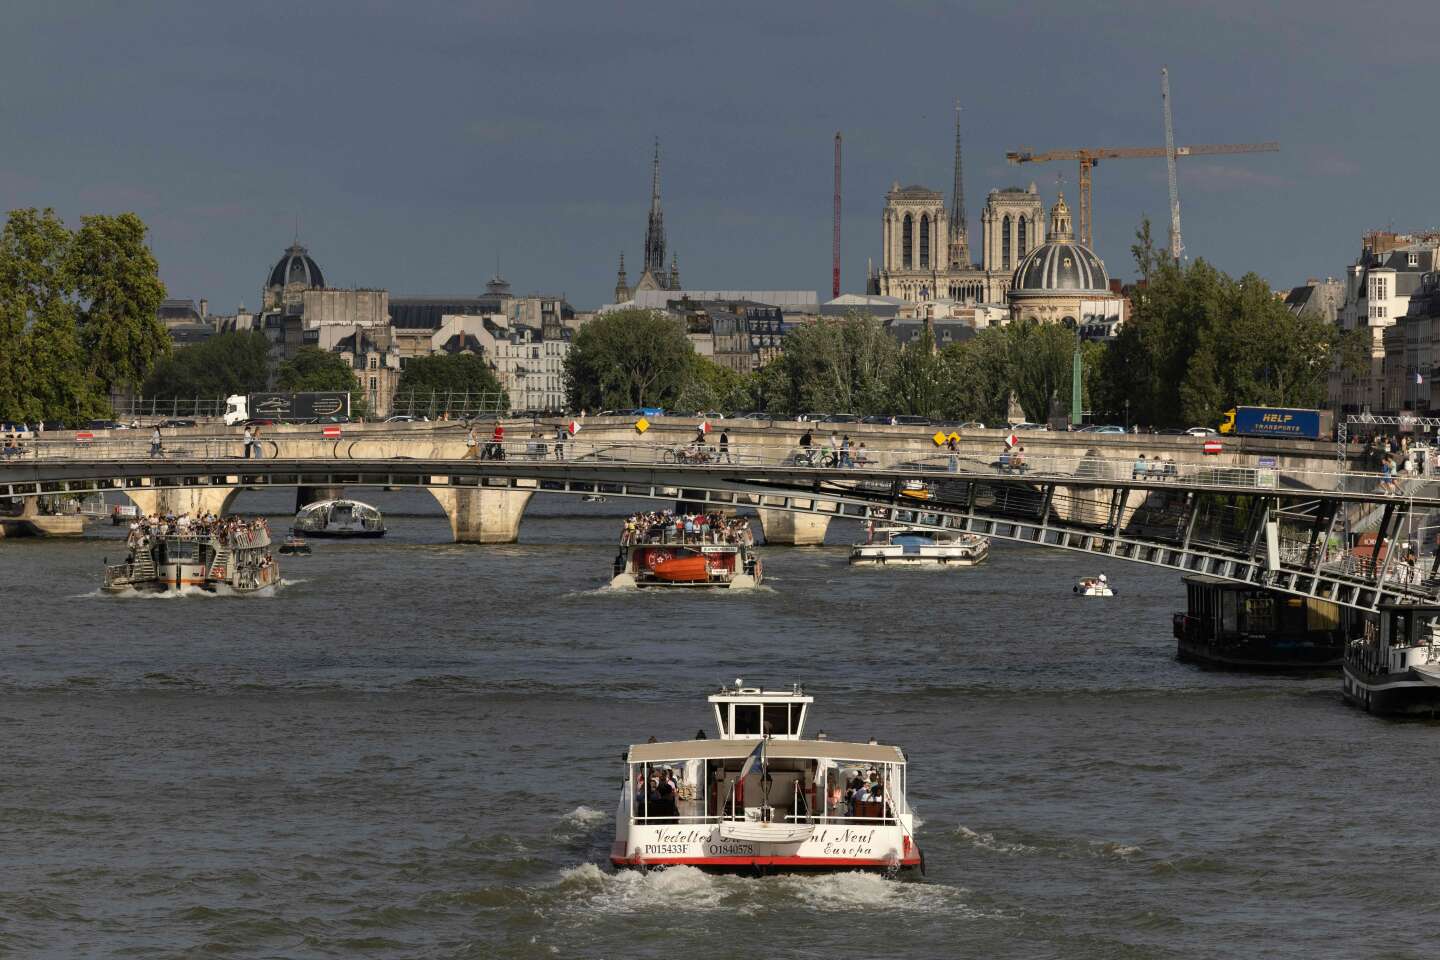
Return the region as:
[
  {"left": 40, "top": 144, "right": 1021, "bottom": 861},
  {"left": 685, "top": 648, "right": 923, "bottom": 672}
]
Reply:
[
  {"left": 104, "top": 516, "right": 278, "bottom": 594},
  {"left": 611, "top": 681, "right": 922, "bottom": 874},
  {"left": 1074, "top": 575, "right": 1114, "bottom": 597},
  {"left": 293, "top": 498, "right": 386, "bottom": 538},
  {"left": 849, "top": 526, "right": 989, "bottom": 566}
]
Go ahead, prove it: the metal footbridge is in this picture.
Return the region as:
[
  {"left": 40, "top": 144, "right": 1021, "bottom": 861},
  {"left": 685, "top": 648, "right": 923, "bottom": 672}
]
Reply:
[{"left": 3, "top": 435, "right": 1437, "bottom": 612}]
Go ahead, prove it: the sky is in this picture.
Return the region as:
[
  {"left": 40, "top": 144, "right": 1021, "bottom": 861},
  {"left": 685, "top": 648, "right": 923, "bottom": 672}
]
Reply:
[{"left": 2, "top": 0, "right": 1436, "bottom": 312}]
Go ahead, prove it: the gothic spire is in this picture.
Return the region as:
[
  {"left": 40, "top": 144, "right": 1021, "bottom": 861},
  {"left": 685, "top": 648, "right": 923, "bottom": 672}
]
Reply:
[
  {"left": 643, "top": 138, "right": 666, "bottom": 277},
  {"left": 948, "top": 102, "right": 971, "bottom": 269}
]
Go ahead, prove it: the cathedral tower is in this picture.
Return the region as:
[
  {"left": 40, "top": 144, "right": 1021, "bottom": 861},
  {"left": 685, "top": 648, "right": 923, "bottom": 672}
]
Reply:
[
  {"left": 947, "top": 103, "right": 971, "bottom": 270},
  {"left": 643, "top": 138, "right": 666, "bottom": 277}
]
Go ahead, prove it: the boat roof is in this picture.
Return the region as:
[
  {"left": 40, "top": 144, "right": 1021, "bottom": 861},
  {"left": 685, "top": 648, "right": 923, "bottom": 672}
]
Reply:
[
  {"left": 627, "top": 738, "right": 903, "bottom": 764},
  {"left": 298, "top": 499, "right": 380, "bottom": 510}
]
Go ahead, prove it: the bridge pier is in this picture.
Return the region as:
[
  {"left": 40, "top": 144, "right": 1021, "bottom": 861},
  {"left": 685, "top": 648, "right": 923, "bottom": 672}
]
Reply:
[
  {"left": 297, "top": 485, "right": 346, "bottom": 512},
  {"left": 428, "top": 487, "right": 533, "bottom": 544},
  {"left": 0, "top": 497, "right": 85, "bottom": 538},
  {"left": 125, "top": 487, "right": 239, "bottom": 518},
  {"left": 757, "top": 508, "right": 831, "bottom": 546}
]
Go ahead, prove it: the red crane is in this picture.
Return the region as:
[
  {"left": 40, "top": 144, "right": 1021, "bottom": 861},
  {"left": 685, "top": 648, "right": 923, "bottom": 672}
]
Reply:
[{"left": 832, "top": 132, "right": 842, "bottom": 299}]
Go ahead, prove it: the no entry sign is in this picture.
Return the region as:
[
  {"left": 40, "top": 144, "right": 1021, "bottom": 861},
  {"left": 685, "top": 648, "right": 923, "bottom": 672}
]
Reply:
[
  {"left": 1203, "top": 439, "right": 1222, "bottom": 455},
  {"left": 322, "top": 425, "right": 342, "bottom": 438}
]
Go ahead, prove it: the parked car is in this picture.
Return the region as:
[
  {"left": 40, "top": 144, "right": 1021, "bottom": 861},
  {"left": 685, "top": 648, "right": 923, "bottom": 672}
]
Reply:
[{"left": 1186, "top": 426, "right": 1217, "bottom": 437}]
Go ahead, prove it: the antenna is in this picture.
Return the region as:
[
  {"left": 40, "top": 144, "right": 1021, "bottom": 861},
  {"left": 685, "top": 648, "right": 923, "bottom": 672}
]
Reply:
[
  {"left": 833, "top": 132, "right": 842, "bottom": 299},
  {"left": 1162, "top": 67, "right": 1183, "bottom": 261}
]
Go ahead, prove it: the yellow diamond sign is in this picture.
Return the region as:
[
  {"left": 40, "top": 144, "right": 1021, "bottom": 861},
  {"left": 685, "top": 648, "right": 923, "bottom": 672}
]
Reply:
[
  {"left": 932, "top": 431, "right": 947, "bottom": 446},
  {"left": 947, "top": 431, "right": 962, "bottom": 443},
  {"left": 635, "top": 417, "right": 650, "bottom": 433}
]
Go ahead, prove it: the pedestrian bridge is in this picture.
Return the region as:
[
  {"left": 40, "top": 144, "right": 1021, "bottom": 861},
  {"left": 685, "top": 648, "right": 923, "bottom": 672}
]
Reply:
[{"left": 2, "top": 431, "right": 1436, "bottom": 612}]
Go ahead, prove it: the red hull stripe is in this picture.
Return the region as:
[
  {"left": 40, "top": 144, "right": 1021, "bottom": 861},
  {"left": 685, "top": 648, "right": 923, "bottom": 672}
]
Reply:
[{"left": 612, "top": 854, "right": 921, "bottom": 869}]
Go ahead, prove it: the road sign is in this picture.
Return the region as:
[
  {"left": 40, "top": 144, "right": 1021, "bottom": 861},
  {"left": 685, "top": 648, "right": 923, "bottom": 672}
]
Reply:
[
  {"left": 75, "top": 431, "right": 93, "bottom": 442},
  {"left": 1203, "top": 439, "right": 1222, "bottom": 455},
  {"left": 699, "top": 421, "right": 711, "bottom": 434},
  {"left": 635, "top": 417, "right": 650, "bottom": 433},
  {"left": 322, "top": 425, "right": 342, "bottom": 438},
  {"left": 1005, "top": 433, "right": 1019, "bottom": 449},
  {"left": 932, "top": 431, "right": 946, "bottom": 446},
  {"left": 1257, "top": 455, "right": 1277, "bottom": 468},
  {"left": 947, "top": 431, "right": 962, "bottom": 443},
  {"left": 568, "top": 420, "right": 582, "bottom": 435}
]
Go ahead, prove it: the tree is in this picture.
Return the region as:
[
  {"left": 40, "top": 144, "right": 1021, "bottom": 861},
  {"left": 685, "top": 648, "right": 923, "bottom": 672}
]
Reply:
[
  {"left": 937, "top": 331, "right": 1010, "bottom": 424},
  {"left": 394, "top": 352, "right": 507, "bottom": 409},
  {"left": 144, "top": 331, "right": 270, "bottom": 401},
  {"left": 766, "top": 313, "right": 898, "bottom": 415},
  {"left": 276, "top": 347, "right": 369, "bottom": 416},
  {"left": 677, "top": 354, "right": 750, "bottom": 412},
  {"left": 564, "top": 309, "right": 694, "bottom": 410},
  {"left": 1002, "top": 320, "right": 1076, "bottom": 424},
  {"left": 70, "top": 213, "right": 169, "bottom": 395},
  {"left": 889, "top": 327, "right": 944, "bottom": 418}
]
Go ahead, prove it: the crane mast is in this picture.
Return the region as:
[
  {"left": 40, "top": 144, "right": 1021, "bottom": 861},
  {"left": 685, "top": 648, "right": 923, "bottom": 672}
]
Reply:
[{"left": 1162, "top": 67, "right": 1183, "bottom": 261}]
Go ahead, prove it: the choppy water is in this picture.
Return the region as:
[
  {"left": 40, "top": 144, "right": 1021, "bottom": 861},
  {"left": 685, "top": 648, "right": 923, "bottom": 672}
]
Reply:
[{"left": 2, "top": 489, "right": 1437, "bottom": 959}]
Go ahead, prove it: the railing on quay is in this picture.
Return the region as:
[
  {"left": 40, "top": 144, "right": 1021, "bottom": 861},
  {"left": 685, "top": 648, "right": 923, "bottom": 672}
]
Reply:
[{"left": 0, "top": 433, "right": 1426, "bottom": 501}]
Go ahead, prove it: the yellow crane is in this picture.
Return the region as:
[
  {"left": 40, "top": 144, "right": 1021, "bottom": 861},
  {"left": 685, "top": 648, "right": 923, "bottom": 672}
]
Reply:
[{"left": 1006, "top": 140, "right": 1279, "bottom": 250}]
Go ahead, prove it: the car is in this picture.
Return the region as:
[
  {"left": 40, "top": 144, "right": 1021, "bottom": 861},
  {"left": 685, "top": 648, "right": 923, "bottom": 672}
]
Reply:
[
  {"left": 692, "top": 410, "right": 724, "bottom": 420},
  {"left": 795, "top": 412, "right": 829, "bottom": 423},
  {"left": 1093, "top": 425, "right": 1127, "bottom": 434},
  {"left": 861, "top": 414, "right": 890, "bottom": 424},
  {"left": 736, "top": 411, "right": 771, "bottom": 421},
  {"left": 893, "top": 415, "right": 932, "bottom": 426},
  {"left": 158, "top": 418, "right": 197, "bottom": 428},
  {"left": 823, "top": 413, "right": 861, "bottom": 424},
  {"left": 1154, "top": 427, "right": 1186, "bottom": 436},
  {"left": 384, "top": 415, "right": 418, "bottom": 423},
  {"left": 1186, "top": 426, "right": 1217, "bottom": 437},
  {"left": 958, "top": 421, "right": 987, "bottom": 429},
  {"left": 316, "top": 414, "right": 351, "bottom": 424},
  {"left": 1011, "top": 422, "right": 1047, "bottom": 431},
  {"left": 85, "top": 419, "right": 128, "bottom": 430}
]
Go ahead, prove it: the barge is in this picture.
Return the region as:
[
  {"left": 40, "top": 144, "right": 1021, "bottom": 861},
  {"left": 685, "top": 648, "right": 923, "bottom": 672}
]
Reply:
[{"left": 1174, "top": 575, "right": 1346, "bottom": 670}]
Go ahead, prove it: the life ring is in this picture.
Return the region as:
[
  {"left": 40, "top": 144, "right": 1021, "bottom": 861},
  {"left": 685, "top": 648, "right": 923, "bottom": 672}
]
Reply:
[{"left": 648, "top": 549, "right": 672, "bottom": 567}]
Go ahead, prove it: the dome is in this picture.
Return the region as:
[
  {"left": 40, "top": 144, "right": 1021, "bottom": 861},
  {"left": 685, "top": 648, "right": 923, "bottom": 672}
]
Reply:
[
  {"left": 1010, "top": 193, "right": 1109, "bottom": 295},
  {"left": 1012, "top": 241, "right": 1109, "bottom": 294},
  {"left": 267, "top": 242, "right": 325, "bottom": 290}
]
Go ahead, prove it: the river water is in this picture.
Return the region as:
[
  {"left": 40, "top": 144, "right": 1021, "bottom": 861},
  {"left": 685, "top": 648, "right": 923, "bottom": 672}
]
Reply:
[{"left": 2, "top": 489, "right": 1436, "bottom": 959}]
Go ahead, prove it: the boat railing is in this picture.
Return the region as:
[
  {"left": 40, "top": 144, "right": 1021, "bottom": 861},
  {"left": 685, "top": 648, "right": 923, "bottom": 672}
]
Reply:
[{"left": 629, "top": 811, "right": 900, "bottom": 826}]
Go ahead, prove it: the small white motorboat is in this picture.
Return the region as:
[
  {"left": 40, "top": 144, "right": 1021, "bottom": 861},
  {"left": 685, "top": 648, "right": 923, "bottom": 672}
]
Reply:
[
  {"left": 1074, "top": 575, "right": 1114, "bottom": 597},
  {"left": 849, "top": 526, "right": 989, "bottom": 566}
]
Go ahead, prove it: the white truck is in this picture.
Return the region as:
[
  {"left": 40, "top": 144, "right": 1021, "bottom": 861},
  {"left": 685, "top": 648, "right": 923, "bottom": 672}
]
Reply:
[{"left": 223, "top": 392, "right": 351, "bottom": 426}]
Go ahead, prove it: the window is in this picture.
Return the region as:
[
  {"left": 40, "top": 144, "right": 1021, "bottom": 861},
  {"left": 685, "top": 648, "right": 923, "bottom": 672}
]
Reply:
[
  {"left": 368, "top": 376, "right": 377, "bottom": 389},
  {"left": 1410, "top": 252, "right": 1420, "bottom": 267},
  {"left": 368, "top": 355, "right": 377, "bottom": 369},
  {"left": 1017, "top": 215, "right": 1028, "bottom": 257},
  {"left": 902, "top": 214, "right": 913, "bottom": 269},
  {"left": 919, "top": 213, "right": 930, "bottom": 268},
  {"left": 733, "top": 704, "right": 760, "bottom": 735},
  {"left": 1002, "top": 216, "right": 1011, "bottom": 270}
]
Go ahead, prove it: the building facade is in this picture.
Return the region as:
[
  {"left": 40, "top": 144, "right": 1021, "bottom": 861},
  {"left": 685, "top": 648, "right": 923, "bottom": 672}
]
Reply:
[{"left": 1006, "top": 193, "right": 1126, "bottom": 330}]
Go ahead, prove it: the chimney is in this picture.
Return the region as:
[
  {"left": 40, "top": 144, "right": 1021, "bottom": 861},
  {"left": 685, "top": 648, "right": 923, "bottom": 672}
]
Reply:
[{"left": 199, "top": 298, "right": 208, "bottom": 320}]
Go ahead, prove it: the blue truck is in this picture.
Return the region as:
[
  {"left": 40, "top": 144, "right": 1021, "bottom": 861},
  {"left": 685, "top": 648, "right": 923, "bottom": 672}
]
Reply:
[{"left": 1218, "top": 406, "right": 1332, "bottom": 440}]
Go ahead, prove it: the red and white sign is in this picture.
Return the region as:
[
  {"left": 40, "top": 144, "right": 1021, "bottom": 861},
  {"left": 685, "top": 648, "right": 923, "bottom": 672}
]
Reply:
[
  {"left": 1203, "top": 439, "right": 1222, "bottom": 455},
  {"left": 322, "top": 425, "right": 342, "bottom": 438},
  {"left": 568, "top": 420, "right": 582, "bottom": 436},
  {"left": 75, "top": 431, "right": 94, "bottom": 442},
  {"left": 1005, "top": 433, "right": 1019, "bottom": 449},
  {"left": 699, "top": 421, "right": 711, "bottom": 434}
]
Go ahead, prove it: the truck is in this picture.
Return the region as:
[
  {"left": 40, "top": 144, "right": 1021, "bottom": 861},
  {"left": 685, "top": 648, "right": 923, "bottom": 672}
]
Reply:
[
  {"left": 223, "top": 392, "right": 351, "bottom": 426},
  {"left": 1218, "top": 406, "right": 1333, "bottom": 441}
]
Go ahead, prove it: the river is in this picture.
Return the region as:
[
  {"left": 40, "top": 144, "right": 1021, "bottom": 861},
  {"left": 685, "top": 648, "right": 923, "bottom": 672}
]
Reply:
[{"left": 2, "top": 489, "right": 1435, "bottom": 959}]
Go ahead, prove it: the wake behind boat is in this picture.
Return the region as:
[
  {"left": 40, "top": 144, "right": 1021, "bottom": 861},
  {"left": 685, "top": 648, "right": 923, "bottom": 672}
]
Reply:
[
  {"left": 611, "top": 510, "right": 761, "bottom": 588},
  {"left": 611, "top": 681, "right": 921, "bottom": 874},
  {"left": 849, "top": 525, "right": 989, "bottom": 566},
  {"left": 293, "top": 498, "right": 386, "bottom": 538},
  {"left": 104, "top": 513, "right": 278, "bottom": 594}
]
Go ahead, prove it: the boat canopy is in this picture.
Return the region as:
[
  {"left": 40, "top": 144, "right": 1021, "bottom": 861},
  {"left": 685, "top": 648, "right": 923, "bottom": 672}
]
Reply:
[{"left": 627, "top": 738, "right": 903, "bottom": 765}]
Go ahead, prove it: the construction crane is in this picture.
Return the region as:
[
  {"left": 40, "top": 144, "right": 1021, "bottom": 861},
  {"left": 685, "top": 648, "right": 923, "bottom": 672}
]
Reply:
[
  {"left": 1006, "top": 139, "right": 1278, "bottom": 249},
  {"left": 832, "top": 132, "right": 842, "bottom": 298},
  {"left": 1161, "top": 67, "right": 1182, "bottom": 260}
]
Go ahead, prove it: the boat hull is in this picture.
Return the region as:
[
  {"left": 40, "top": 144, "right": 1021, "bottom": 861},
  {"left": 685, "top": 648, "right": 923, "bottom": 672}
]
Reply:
[
  {"left": 301, "top": 528, "right": 386, "bottom": 539},
  {"left": 610, "top": 825, "right": 921, "bottom": 874},
  {"left": 1342, "top": 663, "right": 1440, "bottom": 716}
]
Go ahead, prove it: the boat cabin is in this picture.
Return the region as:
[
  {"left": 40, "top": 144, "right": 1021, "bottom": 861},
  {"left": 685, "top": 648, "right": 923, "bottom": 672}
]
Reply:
[
  {"left": 1179, "top": 575, "right": 1343, "bottom": 641},
  {"left": 708, "top": 681, "right": 812, "bottom": 740},
  {"left": 1350, "top": 601, "right": 1440, "bottom": 676}
]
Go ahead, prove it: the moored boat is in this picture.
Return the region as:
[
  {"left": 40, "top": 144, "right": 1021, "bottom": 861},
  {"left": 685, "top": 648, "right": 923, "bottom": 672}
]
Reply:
[
  {"left": 849, "top": 525, "right": 988, "bottom": 566},
  {"left": 293, "top": 498, "right": 386, "bottom": 538},
  {"left": 1174, "top": 575, "right": 1347, "bottom": 670},
  {"left": 610, "top": 681, "right": 922, "bottom": 874},
  {"left": 1343, "top": 602, "right": 1440, "bottom": 716},
  {"left": 611, "top": 511, "right": 761, "bottom": 589},
  {"left": 103, "top": 514, "right": 278, "bottom": 594},
  {"left": 278, "top": 531, "right": 312, "bottom": 556}
]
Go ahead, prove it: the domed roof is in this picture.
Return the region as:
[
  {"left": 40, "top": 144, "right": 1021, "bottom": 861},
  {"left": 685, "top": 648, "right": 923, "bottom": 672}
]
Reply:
[
  {"left": 268, "top": 242, "right": 325, "bottom": 290},
  {"left": 1010, "top": 193, "right": 1109, "bottom": 295}
]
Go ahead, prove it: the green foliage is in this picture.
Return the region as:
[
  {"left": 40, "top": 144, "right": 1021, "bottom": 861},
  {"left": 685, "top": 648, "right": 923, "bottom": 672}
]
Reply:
[
  {"left": 564, "top": 309, "right": 694, "bottom": 410},
  {"left": 677, "top": 355, "right": 750, "bottom": 412},
  {"left": 0, "top": 208, "right": 147, "bottom": 423},
  {"left": 276, "top": 347, "right": 370, "bottom": 416},
  {"left": 70, "top": 213, "right": 170, "bottom": 394},
  {"left": 144, "top": 331, "right": 270, "bottom": 400},
  {"left": 395, "top": 352, "right": 508, "bottom": 408},
  {"left": 760, "top": 312, "right": 898, "bottom": 415}
]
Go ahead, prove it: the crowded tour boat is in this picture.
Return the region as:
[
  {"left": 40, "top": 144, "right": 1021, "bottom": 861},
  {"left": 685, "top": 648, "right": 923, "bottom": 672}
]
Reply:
[
  {"left": 1074, "top": 574, "right": 1114, "bottom": 597},
  {"left": 611, "top": 510, "right": 761, "bottom": 589},
  {"left": 611, "top": 681, "right": 922, "bottom": 874},
  {"left": 103, "top": 513, "right": 279, "bottom": 594},
  {"left": 1342, "top": 602, "right": 1440, "bottom": 716},
  {"left": 293, "top": 498, "right": 386, "bottom": 538},
  {"left": 1173, "top": 575, "right": 1348, "bottom": 670},
  {"left": 849, "top": 525, "right": 989, "bottom": 567}
]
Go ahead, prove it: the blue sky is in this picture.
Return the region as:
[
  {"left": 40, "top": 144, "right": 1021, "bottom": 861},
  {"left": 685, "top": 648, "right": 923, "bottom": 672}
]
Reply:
[{"left": 2, "top": 0, "right": 1432, "bottom": 311}]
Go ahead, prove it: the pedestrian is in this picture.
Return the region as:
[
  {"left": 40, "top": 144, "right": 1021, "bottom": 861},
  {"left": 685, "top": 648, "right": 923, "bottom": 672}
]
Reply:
[
  {"left": 840, "top": 435, "right": 852, "bottom": 467},
  {"left": 149, "top": 425, "right": 163, "bottom": 458},
  {"left": 718, "top": 430, "right": 731, "bottom": 464},
  {"left": 462, "top": 423, "right": 480, "bottom": 460},
  {"left": 554, "top": 424, "right": 566, "bottom": 460},
  {"left": 242, "top": 425, "right": 254, "bottom": 459}
]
